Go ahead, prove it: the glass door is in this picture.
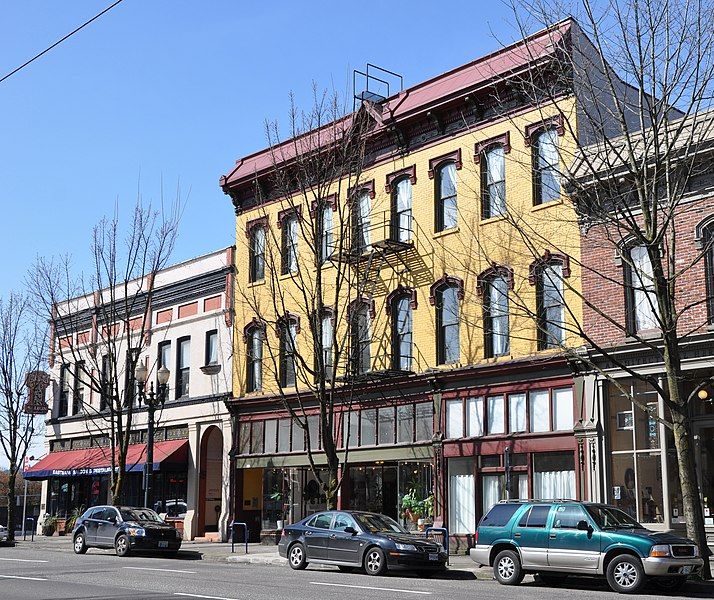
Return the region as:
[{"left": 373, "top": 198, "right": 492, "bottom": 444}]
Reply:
[{"left": 694, "top": 424, "right": 714, "bottom": 526}]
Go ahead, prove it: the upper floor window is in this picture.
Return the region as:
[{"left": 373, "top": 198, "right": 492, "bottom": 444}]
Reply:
[
  {"left": 352, "top": 190, "right": 371, "bottom": 254},
  {"left": 700, "top": 221, "right": 714, "bottom": 323},
  {"left": 390, "top": 291, "right": 414, "bottom": 371},
  {"left": 124, "top": 349, "right": 138, "bottom": 407},
  {"left": 157, "top": 340, "right": 170, "bottom": 388},
  {"left": 320, "top": 312, "right": 334, "bottom": 379},
  {"left": 318, "top": 204, "right": 334, "bottom": 264},
  {"left": 392, "top": 178, "right": 413, "bottom": 243},
  {"left": 205, "top": 330, "right": 218, "bottom": 365},
  {"left": 532, "top": 128, "right": 560, "bottom": 205},
  {"left": 350, "top": 301, "right": 371, "bottom": 375},
  {"left": 281, "top": 213, "right": 298, "bottom": 274},
  {"left": 625, "top": 245, "right": 659, "bottom": 333},
  {"left": 436, "top": 285, "right": 460, "bottom": 365},
  {"left": 246, "top": 324, "right": 263, "bottom": 393},
  {"left": 535, "top": 259, "right": 566, "bottom": 349},
  {"left": 483, "top": 271, "right": 510, "bottom": 358},
  {"left": 176, "top": 337, "right": 190, "bottom": 399},
  {"left": 248, "top": 224, "right": 266, "bottom": 283},
  {"left": 58, "top": 364, "right": 69, "bottom": 417},
  {"left": 73, "top": 361, "right": 85, "bottom": 415},
  {"left": 279, "top": 316, "right": 298, "bottom": 388},
  {"left": 100, "top": 354, "right": 111, "bottom": 411},
  {"left": 482, "top": 146, "right": 506, "bottom": 218},
  {"left": 435, "top": 162, "right": 458, "bottom": 231}
]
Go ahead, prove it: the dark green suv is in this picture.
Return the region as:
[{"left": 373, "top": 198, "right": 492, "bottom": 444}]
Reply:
[{"left": 470, "top": 500, "right": 703, "bottom": 594}]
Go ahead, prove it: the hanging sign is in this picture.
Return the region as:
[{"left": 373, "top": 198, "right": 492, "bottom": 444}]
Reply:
[{"left": 23, "top": 371, "right": 50, "bottom": 415}]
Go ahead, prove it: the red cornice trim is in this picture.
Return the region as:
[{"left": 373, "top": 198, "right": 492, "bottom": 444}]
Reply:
[
  {"left": 524, "top": 114, "right": 564, "bottom": 147},
  {"left": 276, "top": 205, "right": 302, "bottom": 228},
  {"left": 528, "top": 250, "right": 571, "bottom": 285},
  {"left": 428, "top": 149, "right": 463, "bottom": 179},
  {"left": 386, "top": 285, "right": 418, "bottom": 315},
  {"left": 244, "top": 216, "right": 268, "bottom": 238},
  {"left": 476, "top": 264, "right": 515, "bottom": 295},
  {"left": 348, "top": 179, "right": 375, "bottom": 200},
  {"left": 347, "top": 296, "right": 376, "bottom": 319},
  {"left": 385, "top": 165, "right": 417, "bottom": 193},
  {"left": 242, "top": 317, "right": 265, "bottom": 343},
  {"left": 277, "top": 311, "right": 301, "bottom": 333},
  {"left": 429, "top": 274, "right": 465, "bottom": 305},
  {"left": 473, "top": 131, "right": 511, "bottom": 163},
  {"left": 309, "top": 194, "right": 338, "bottom": 216}
]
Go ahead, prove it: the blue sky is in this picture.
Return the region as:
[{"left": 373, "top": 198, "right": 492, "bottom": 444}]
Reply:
[{"left": 0, "top": 1, "right": 525, "bottom": 301}]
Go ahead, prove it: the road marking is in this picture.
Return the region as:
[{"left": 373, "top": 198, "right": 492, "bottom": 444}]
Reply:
[
  {"left": 174, "top": 594, "right": 238, "bottom": 600},
  {"left": 0, "top": 575, "right": 48, "bottom": 581},
  {"left": 0, "top": 557, "right": 49, "bottom": 563},
  {"left": 123, "top": 566, "right": 197, "bottom": 574},
  {"left": 309, "top": 582, "right": 432, "bottom": 595}
]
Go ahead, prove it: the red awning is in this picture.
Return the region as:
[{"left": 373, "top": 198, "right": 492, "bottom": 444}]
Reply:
[{"left": 24, "top": 439, "right": 188, "bottom": 480}]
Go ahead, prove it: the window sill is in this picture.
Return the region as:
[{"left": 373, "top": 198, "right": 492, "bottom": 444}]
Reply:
[
  {"left": 480, "top": 214, "right": 507, "bottom": 225},
  {"left": 531, "top": 197, "right": 563, "bottom": 212},
  {"left": 433, "top": 227, "right": 459, "bottom": 239},
  {"left": 279, "top": 272, "right": 297, "bottom": 281},
  {"left": 247, "top": 279, "right": 265, "bottom": 289},
  {"left": 625, "top": 329, "right": 662, "bottom": 342}
]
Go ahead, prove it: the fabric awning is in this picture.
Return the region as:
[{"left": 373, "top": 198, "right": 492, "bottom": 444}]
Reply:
[{"left": 24, "top": 439, "right": 188, "bottom": 480}]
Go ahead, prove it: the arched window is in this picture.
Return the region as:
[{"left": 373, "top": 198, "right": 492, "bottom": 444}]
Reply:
[
  {"left": 245, "top": 324, "right": 264, "bottom": 393},
  {"left": 278, "top": 315, "right": 299, "bottom": 388},
  {"left": 388, "top": 288, "right": 416, "bottom": 371},
  {"left": 349, "top": 301, "right": 371, "bottom": 375},
  {"left": 532, "top": 127, "right": 560, "bottom": 205},
  {"left": 435, "top": 162, "right": 458, "bottom": 231},
  {"left": 247, "top": 222, "right": 266, "bottom": 283},
  {"left": 481, "top": 270, "right": 510, "bottom": 357},
  {"left": 482, "top": 145, "right": 506, "bottom": 218},
  {"left": 350, "top": 183, "right": 374, "bottom": 255},
  {"left": 392, "top": 177, "right": 413, "bottom": 242},
  {"left": 535, "top": 258, "right": 566, "bottom": 349},
  {"left": 623, "top": 244, "right": 659, "bottom": 333},
  {"left": 319, "top": 311, "right": 334, "bottom": 379},
  {"left": 436, "top": 285, "right": 460, "bottom": 364},
  {"left": 697, "top": 218, "right": 714, "bottom": 323}
]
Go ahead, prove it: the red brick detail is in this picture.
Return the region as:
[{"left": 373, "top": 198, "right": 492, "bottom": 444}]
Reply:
[
  {"left": 59, "top": 336, "right": 72, "bottom": 349},
  {"left": 156, "top": 309, "right": 173, "bottom": 324},
  {"left": 178, "top": 302, "right": 198, "bottom": 319},
  {"left": 204, "top": 295, "right": 222, "bottom": 312},
  {"left": 77, "top": 331, "right": 91, "bottom": 345},
  {"left": 428, "top": 149, "right": 463, "bottom": 179},
  {"left": 128, "top": 317, "right": 143, "bottom": 331}
]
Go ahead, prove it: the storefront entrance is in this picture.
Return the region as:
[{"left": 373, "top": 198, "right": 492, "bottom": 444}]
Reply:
[
  {"left": 198, "top": 426, "right": 224, "bottom": 535},
  {"left": 694, "top": 422, "right": 714, "bottom": 526}
]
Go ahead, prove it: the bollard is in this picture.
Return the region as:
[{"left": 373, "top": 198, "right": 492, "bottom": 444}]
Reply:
[{"left": 229, "top": 521, "right": 248, "bottom": 554}]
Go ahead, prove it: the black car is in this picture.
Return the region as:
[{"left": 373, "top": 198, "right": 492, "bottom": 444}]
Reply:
[
  {"left": 72, "top": 505, "right": 182, "bottom": 557},
  {"left": 278, "top": 510, "right": 447, "bottom": 576}
]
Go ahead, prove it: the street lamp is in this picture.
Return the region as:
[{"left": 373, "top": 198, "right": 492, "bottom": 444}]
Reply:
[{"left": 135, "top": 363, "right": 170, "bottom": 509}]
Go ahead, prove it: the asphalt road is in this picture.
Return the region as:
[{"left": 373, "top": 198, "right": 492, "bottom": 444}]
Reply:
[{"left": 0, "top": 545, "right": 712, "bottom": 600}]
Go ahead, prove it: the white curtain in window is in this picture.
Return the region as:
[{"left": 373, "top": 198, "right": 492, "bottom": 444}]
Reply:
[
  {"left": 509, "top": 393, "right": 526, "bottom": 432},
  {"left": 530, "top": 389, "right": 550, "bottom": 432},
  {"left": 321, "top": 316, "right": 333, "bottom": 375},
  {"left": 287, "top": 216, "right": 298, "bottom": 272},
  {"left": 630, "top": 245, "right": 659, "bottom": 331},
  {"left": 489, "top": 275, "right": 510, "bottom": 356},
  {"left": 487, "top": 395, "right": 505, "bottom": 434},
  {"left": 358, "top": 191, "right": 371, "bottom": 249},
  {"left": 449, "top": 459, "right": 475, "bottom": 534},
  {"left": 553, "top": 388, "right": 574, "bottom": 431},
  {"left": 446, "top": 399, "right": 464, "bottom": 438},
  {"left": 482, "top": 475, "right": 503, "bottom": 514},
  {"left": 533, "top": 469, "right": 575, "bottom": 500},
  {"left": 486, "top": 146, "right": 506, "bottom": 216},
  {"left": 440, "top": 162, "right": 458, "bottom": 228},
  {"left": 543, "top": 263, "right": 565, "bottom": 345},
  {"left": 396, "top": 179, "right": 412, "bottom": 241},
  {"left": 321, "top": 206, "right": 333, "bottom": 262},
  {"left": 467, "top": 397, "right": 484, "bottom": 437}
]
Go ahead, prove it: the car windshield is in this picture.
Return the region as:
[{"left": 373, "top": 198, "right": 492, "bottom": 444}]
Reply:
[
  {"left": 120, "top": 508, "right": 163, "bottom": 523},
  {"left": 585, "top": 505, "right": 645, "bottom": 529},
  {"left": 356, "top": 513, "right": 407, "bottom": 534}
]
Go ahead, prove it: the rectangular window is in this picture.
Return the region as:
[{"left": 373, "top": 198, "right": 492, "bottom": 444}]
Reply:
[
  {"left": 277, "top": 419, "right": 291, "bottom": 453},
  {"left": 533, "top": 128, "right": 560, "bottom": 205},
  {"left": 448, "top": 458, "right": 475, "bottom": 534},
  {"left": 282, "top": 214, "right": 298, "bottom": 274},
  {"left": 246, "top": 327, "right": 263, "bottom": 392},
  {"left": 319, "top": 205, "right": 334, "bottom": 264},
  {"left": 467, "top": 397, "right": 484, "bottom": 437},
  {"left": 415, "top": 402, "right": 433, "bottom": 441},
  {"left": 250, "top": 421, "right": 264, "bottom": 454},
  {"left": 280, "top": 321, "right": 297, "bottom": 388},
  {"left": 307, "top": 414, "right": 320, "bottom": 450},
  {"left": 437, "top": 286, "right": 460, "bottom": 365},
  {"left": 539, "top": 262, "right": 565, "bottom": 349},
  {"left": 345, "top": 411, "right": 359, "bottom": 448},
  {"left": 123, "top": 349, "right": 138, "bottom": 407},
  {"left": 360, "top": 408, "right": 376, "bottom": 446},
  {"left": 393, "top": 297, "right": 413, "bottom": 371},
  {"left": 392, "top": 178, "right": 412, "bottom": 242},
  {"left": 249, "top": 225, "right": 266, "bottom": 283},
  {"left": 291, "top": 421, "right": 305, "bottom": 452},
  {"left": 446, "top": 399, "right": 464, "bottom": 438},
  {"left": 509, "top": 393, "right": 526, "bottom": 433},
  {"left": 484, "top": 275, "right": 510, "bottom": 358},
  {"left": 176, "top": 337, "right": 190, "bottom": 399},
  {"left": 397, "top": 404, "right": 414, "bottom": 444},
  {"left": 482, "top": 146, "right": 506, "bottom": 218},
  {"left": 487, "top": 395, "right": 505, "bottom": 434},
  {"left": 158, "top": 341, "right": 170, "bottom": 370},
  {"left": 530, "top": 389, "right": 550, "bottom": 432},
  {"left": 436, "top": 162, "right": 458, "bottom": 231},
  {"left": 320, "top": 315, "right": 333, "bottom": 380},
  {"left": 72, "top": 361, "right": 85, "bottom": 415},
  {"left": 378, "top": 407, "right": 395, "bottom": 445},
  {"left": 205, "top": 330, "right": 218, "bottom": 365},
  {"left": 351, "top": 305, "right": 371, "bottom": 375},
  {"left": 552, "top": 388, "right": 574, "bottom": 431},
  {"left": 264, "top": 419, "right": 277, "bottom": 454},
  {"left": 353, "top": 191, "right": 371, "bottom": 254},
  {"left": 238, "top": 422, "right": 251, "bottom": 455},
  {"left": 100, "top": 355, "right": 111, "bottom": 411},
  {"left": 533, "top": 452, "right": 575, "bottom": 500},
  {"left": 627, "top": 245, "right": 659, "bottom": 332}
]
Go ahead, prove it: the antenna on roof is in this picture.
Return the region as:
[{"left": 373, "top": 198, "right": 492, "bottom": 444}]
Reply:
[{"left": 353, "top": 63, "right": 403, "bottom": 111}]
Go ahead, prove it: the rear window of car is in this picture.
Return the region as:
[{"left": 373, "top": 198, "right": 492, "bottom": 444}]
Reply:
[
  {"left": 307, "top": 513, "right": 333, "bottom": 529},
  {"left": 518, "top": 505, "right": 551, "bottom": 528},
  {"left": 480, "top": 504, "right": 520, "bottom": 527}
]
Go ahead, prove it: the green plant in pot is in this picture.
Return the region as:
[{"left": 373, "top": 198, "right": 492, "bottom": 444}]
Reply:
[
  {"left": 65, "top": 505, "right": 85, "bottom": 533},
  {"left": 41, "top": 514, "right": 58, "bottom": 536},
  {"left": 400, "top": 490, "right": 434, "bottom": 523}
]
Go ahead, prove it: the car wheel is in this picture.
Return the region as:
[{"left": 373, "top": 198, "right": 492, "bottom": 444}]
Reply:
[
  {"left": 73, "top": 533, "right": 88, "bottom": 555},
  {"left": 537, "top": 572, "right": 568, "bottom": 586},
  {"left": 606, "top": 554, "right": 645, "bottom": 594},
  {"left": 493, "top": 549, "right": 524, "bottom": 586},
  {"left": 114, "top": 534, "right": 131, "bottom": 557},
  {"left": 651, "top": 576, "right": 688, "bottom": 593},
  {"left": 288, "top": 542, "right": 308, "bottom": 570},
  {"left": 363, "top": 547, "right": 387, "bottom": 576}
]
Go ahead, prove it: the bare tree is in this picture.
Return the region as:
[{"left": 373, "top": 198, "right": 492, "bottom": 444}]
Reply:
[
  {"left": 0, "top": 292, "right": 46, "bottom": 540},
  {"left": 28, "top": 199, "right": 180, "bottom": 505},
  {"left": 445, "top": 2, "right": 714, "bottom": 574},
  {"left": 234, "top": 88, "right": 372, "bottom": 509}
]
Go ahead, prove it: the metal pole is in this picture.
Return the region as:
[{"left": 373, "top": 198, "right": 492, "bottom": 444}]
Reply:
[
  {"left": 21, "top": 479, "right": 28, "bottom": 540},
  {"left": 144, "top": 400, "right": 155, "bottom": 509}
]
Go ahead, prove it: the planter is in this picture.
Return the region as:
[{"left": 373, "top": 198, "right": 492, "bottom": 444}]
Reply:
[
  {"left": 42, "top": 526, "right": 56, "bottom": 537},
  {"left": 404, "top": 509, "right": 421, "bottom": 524}
]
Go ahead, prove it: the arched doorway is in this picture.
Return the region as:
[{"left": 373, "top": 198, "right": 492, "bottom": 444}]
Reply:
[{"left": 197, "top": 426, "right": 223, "bottom": 536}]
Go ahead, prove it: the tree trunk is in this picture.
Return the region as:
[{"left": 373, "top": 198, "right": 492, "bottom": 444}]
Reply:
[
  {"left": 111, "top": 467, "right": 124, "bottom": 506},
  {"left": 7, "top": 470, "right": 16, "bottom": 542}
]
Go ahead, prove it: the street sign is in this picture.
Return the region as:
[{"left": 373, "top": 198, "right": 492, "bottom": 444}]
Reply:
[{"left": 23, "top": 371, "right": 50, "bottom": 415}]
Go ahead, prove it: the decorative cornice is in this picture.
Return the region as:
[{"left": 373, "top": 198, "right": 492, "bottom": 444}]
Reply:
[
  {"left": 347, "top": 296, "right": 376, "bottom": 319},
  {"left": 242, "top": 317, "right": 265, "bottom": 343},
  {"left": 244, "top": 216, "right": 268, "bottom": 238},
  {"left": 277, "top": 312, "right": 301, "bottom": 333},
  {"left": 524, "top": 114, "right": 565, "bottom": 146},
  {"left": 348, "top": 179, "right": 376, "bottom": 200},
  {"left": 309, "top": 194, "right": 338, "bottom": 216},
  {"left": 276, "top": 205, "right": 302, "bottom": 228},
  {"left": 528, "top": 250, "right": 571, "bottom": 285},
  {"left": 385, "top": 165, "right": 417, "bottom": 193},
  {"left": 476, "top": 264, "right": 515, "bottom": 295},
  {"left": 473, "top": 131, "right": 511, "bottom": 163},
  {"left": 386, "top": 285, "right": 418, "bottom": 315},
  {"left": 429, "top": 274, "right": 465, "bottom": 305},
  {"left": 428, "top": 149, "right": 463, "bottom": 179}
]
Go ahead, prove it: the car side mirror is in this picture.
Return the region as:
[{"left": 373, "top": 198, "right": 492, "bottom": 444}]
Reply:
[
  {"left": 344, "top": 526, "right": 358, "bottom": 535},
  {"left": 577, "top": 520, "right": 590, "bottom": 531}
]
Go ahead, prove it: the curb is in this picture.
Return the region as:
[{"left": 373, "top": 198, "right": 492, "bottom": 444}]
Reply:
[{"left": 226, "top": 555, "right": 287, "bottom": 566}]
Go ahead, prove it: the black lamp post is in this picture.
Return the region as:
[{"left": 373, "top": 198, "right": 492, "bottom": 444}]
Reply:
[{"left": 135, "top": 363, "right": 170, "bottom": 509}]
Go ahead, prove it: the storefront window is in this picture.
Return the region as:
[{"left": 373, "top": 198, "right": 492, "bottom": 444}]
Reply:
[
  {"left": 487, "top": 395, "right": 505, "bottom": 434},
  {"left": 154, "top": 472, "right": 188, "bottom": 517},
  {"left": 378, "top": 407, "right": 395, "bottom": 445},
  {"left": 449, "top": 458, "right": 475, "bottom": 534},
  {"left": 509, "top": 393, "right": 526, "bottom": 433},
  {"left": 533, "top": 452, "right": 575, "bottom": 500},
  {"left": 666, "top": 431, "right": 685, "bottom": 524},
  {"left": 637, "top": 452, "right": 663, "bottom": 523},
  {"left": 360, "top": 409, "right": 377, "bottom": 446},
  {"left": 262, "top": 468, "right": 289, "bottom": 529},
  {"left": 609, "top": 452, "right": 636, "bottom": 517},
  {"left": 415, "top": 402, "right": 433, "bottom": 441},
  {"left": 277, "top": 419, "right": 291, "bottom": 453},
  {"left": 397, "top": 404, "right": 413, "bottom": 443},
  {"left": 264, "top": 420, "right": 277, "bottom": 454}
]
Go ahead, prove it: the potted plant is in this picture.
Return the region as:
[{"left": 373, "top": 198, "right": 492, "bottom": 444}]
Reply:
[
  {"left": 41, "top": 514, "right": 58, "bottom": 537},
  {"left": 400, "top": 490, "right": 434, "bottom": 524},
  {"left": 64, "top": 505, "right": 84, "bottom": 534}
]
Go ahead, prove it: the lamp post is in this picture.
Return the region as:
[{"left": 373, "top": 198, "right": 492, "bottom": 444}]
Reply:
[{"left": 135, "top": 363, "right": 170, "bottom": 509}]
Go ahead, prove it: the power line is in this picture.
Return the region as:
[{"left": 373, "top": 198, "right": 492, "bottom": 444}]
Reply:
[{"left": 0, "top": 0, "right": 126, "bottom": 85}]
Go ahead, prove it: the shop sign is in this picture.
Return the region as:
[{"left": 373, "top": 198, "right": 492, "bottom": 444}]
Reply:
[
  {"left": 51, "top": 467, "right": 113, "bottom": 477},
  {"left": 23, "top": 371, "right": 50, "bottom": 415}
]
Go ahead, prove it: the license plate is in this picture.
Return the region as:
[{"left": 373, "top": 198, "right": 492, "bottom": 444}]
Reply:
[
  {"left": 680, "top": 566, "right": 692, "bottom": 574},
  {"left": 158, "top": 541, "right": 169, "bottom": 548},
  {"left": 428, "top": 553, "right": 438, "bottom": 561}
]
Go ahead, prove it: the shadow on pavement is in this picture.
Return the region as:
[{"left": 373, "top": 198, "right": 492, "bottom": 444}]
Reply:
[{"left": 523, "top": 576, "right": 714, "bottom": 598}]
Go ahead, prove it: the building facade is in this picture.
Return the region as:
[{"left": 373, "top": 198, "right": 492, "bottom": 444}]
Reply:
[
  {"left": 220, "top": 20, "right": 639, "bottom": 548},
  {"left": 26, "top": 248, "right": 235, "bottom": 541}
]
